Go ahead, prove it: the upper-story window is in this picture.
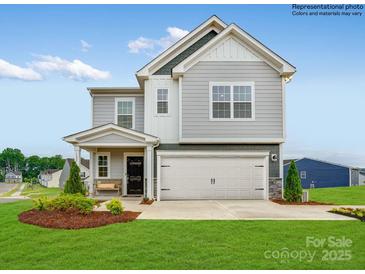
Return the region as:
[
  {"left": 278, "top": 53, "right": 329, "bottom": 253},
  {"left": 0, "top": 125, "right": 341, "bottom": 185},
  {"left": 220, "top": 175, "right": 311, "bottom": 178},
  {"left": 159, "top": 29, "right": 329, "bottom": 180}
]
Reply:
[
  {"left": 156, "top": 88, "right": 169, "bottom": 114},
  {"left": 115, "top": 98, "right": 135, "bottom": 129},
  {"left": 300, "top": 171, "right": 307, "bottom": 179},
  {"left": 210, "top": 82, "right": 255, "bottom": 120}
]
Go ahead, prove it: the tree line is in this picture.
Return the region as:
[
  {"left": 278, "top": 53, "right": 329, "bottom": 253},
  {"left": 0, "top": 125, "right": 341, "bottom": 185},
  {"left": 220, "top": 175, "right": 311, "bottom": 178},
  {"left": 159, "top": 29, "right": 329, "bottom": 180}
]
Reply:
[{"left": 0, "top": 148, "right": 65, "bottom": 182}]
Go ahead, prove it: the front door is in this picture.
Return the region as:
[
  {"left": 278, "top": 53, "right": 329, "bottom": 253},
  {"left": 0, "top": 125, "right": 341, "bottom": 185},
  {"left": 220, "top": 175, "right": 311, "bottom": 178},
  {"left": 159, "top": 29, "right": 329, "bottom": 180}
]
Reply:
[{"left": 126, "top": 156, "right": 144, "bottom": 195}]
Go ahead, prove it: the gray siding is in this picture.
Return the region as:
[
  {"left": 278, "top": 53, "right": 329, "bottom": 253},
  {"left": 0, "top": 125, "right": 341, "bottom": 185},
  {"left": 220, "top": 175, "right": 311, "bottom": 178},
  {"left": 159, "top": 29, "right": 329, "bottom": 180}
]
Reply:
[
  {"left": 93, "top": 96, "right": 144, "bottom": 131},
  {"left": 155, "top": 144, "right": 280, "bottom": 178},
  {"left": 181, "top": 61, "right": 283, "bottom": 139},
  {"left": 351, "top": 169, "right": 359, "bottom": 186},
  {"left": 59, "top": 161, "right": 70, "bottom": 188}
]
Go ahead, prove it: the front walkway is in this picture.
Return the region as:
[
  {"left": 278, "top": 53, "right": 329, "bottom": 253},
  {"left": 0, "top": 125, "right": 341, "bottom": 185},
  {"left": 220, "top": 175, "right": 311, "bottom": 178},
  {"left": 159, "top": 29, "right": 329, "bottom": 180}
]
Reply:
[{"left": 113, "top": 199, "right": 362, "bottom": 220}]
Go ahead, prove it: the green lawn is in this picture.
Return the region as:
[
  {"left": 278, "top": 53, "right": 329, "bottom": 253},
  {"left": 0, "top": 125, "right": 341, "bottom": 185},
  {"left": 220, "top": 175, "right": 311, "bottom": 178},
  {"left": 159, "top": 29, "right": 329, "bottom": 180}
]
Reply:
[
  {"left": 308, "top": 186, "right": 365, "bottom": 205},
  {"left": 0, "top": 201, "right": 364, "bottom": 270},
  {"left": 21, "top": 184, "right": 61, "bottom": 198}
]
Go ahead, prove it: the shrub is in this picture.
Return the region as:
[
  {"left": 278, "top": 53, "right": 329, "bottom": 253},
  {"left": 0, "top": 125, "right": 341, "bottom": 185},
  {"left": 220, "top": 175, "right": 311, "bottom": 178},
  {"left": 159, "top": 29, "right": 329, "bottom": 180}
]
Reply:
[
  {"left": 64, "top": 161, "right": 86, "bottom": 195},
  {"left": 33, "top": 194, "right": 95, "bottom": 214},
  {"left": 33, "top": 196, "right": 50, "bottom": 211},
  {"left": 106, "top": 198, "right": 123, "bottom": 215},
  {"left": 284, "top": 160, "right": 303, "bottom": 202}
]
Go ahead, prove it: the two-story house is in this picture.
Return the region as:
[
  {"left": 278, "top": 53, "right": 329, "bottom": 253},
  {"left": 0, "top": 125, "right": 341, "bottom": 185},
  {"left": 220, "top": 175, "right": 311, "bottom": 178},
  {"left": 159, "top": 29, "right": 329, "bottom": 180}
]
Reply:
[{"left": 64, "top": 16, "right": 296, "bottom": 201}]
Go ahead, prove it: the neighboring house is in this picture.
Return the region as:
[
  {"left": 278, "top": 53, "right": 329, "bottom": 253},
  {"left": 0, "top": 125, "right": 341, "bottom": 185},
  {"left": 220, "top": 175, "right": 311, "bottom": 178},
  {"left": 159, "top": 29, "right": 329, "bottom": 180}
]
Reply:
[
  {"left": 63, "top": 16, "right": 296, "bottom": 200},
  {"left": 359, "top": 169, "right": 365, "bottom": 186},
  {"left": 5, "top": 171, "right": 22, "bottom": 183},
  {"left": 59, "top": 158, "right": 90, "bottom": 189},
  {"left": 39, "top": 169, "right": 62, "bottom": 188},
  {"left": 284, "top": 158, "right": 360, "bottom": 189}
]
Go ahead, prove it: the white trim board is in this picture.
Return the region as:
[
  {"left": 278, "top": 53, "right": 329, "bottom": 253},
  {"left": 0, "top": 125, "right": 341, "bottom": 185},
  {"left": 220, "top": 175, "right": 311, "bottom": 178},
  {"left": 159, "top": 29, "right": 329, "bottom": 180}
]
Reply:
[
  {"left": 156, "top": 150, "right": 270, "bottom": 157},
  {"left": 63, "top": 123, "right": 159, "bottom": 144},
  {"left": 173, "top": 24, "right": 296, "bottom": 79},
  {"left": 136, "top": 16, "right": 227, "bottom": 78},
  {"left": 179, "top": 138, "right": 285, "bottom": 144}
]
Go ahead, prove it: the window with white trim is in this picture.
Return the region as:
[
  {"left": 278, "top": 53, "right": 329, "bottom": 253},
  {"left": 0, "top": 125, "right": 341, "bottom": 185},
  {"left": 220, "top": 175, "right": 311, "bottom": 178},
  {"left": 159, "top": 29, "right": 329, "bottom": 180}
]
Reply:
[
  {"left": 97, "top": 154, "right": 109, "bottom": 178},
  {"left": 300, "top": 171, "right": 307, "bottom": 179},
  {"left": 211, "top": 82, "right": 254, "bottom": 119},
  {"left": 157, "top": 88, "right": 168, "bottom": 114},
  {"left": 116, "top": 98, "right": 134, "bottom": 129}
]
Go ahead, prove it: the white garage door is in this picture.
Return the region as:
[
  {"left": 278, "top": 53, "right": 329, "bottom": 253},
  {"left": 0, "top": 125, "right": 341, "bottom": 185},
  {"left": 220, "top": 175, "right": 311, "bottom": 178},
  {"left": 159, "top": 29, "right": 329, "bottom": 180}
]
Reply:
[{"left": 160, "top": 156, "right": 267, "bottom": 200}]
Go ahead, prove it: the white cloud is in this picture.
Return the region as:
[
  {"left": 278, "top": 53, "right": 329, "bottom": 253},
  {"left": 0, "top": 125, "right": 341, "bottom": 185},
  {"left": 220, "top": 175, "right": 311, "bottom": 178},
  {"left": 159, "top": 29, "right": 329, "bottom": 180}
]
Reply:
[
  {"left": 0, "top": 59, "right": 42, "bottom": 81},
  {"left": 128, "top": 26, "right": 189, "bottom": 55},
  {"left": 80, "top": 40, "right": 92, "bottom": 52},
  {"left": 31, "top": 55, "right": 111, "bottom": 81},
  {"left": 128, "top": 37, "right": 154, "bottom": 54}
]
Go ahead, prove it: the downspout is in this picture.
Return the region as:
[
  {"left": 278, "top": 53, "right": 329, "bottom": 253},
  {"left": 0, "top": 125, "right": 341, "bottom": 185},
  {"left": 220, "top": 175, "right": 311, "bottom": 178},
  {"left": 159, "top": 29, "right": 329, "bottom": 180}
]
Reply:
[{"left": 152, "top": 139, "right": 160, "bottom": 200}]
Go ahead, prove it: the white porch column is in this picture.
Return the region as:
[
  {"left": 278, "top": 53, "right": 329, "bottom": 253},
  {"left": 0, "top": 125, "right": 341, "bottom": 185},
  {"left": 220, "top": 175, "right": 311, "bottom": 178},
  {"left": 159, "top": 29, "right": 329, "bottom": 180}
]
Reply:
[
  {"left": 146, "top": 144, "right": 153, "bottom": 199},
  {"left": 89, "top": 151, "right": 94, "bottom": 196},
  {"left": 74, "top": 145, "right": 81, "bottom": 167}
]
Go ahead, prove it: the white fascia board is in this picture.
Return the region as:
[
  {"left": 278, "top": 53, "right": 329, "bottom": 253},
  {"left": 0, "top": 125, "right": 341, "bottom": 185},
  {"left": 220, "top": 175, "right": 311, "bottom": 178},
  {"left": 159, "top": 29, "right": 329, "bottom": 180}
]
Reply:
[
  {"left": 80, "top": 143, "right": 147, "bottom": 148},
  {"left": 136, "top": 16, "right": 227, "bottom": 78},
  {"left": 79, "top": 130, "right": 145, "bottom": 144},
  {"left": 173, "top": 24, "right": 296, "bottom": 78},
  {"left": 63, "top": 123, "right": 159, "bottom": 144},
  {"left": 179, "top": 137, "right": 285, "bottom": 144},
  {"left": 156, "top": 150, "right": 270, "bottom": 157}
]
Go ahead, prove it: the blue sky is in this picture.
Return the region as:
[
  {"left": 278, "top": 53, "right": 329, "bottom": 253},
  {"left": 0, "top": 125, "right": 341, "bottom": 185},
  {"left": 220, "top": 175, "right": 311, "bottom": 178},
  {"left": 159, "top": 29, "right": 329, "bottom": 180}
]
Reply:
[{"left": 0, "top": 5, "right": 364, "bottom": 166}]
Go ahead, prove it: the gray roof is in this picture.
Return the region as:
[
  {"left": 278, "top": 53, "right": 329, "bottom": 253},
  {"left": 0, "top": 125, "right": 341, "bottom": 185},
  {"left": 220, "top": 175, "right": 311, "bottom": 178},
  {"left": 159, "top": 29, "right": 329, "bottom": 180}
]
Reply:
[
  {"left": 284, "top": 157, "right": 358, "bottom": 169},
  {"left": 283, "top": 159, "right": 297, "bottom": 165},
  {"left": 153, "top": 30, "right": 218, "bottom": 75},
  {"left": 65, "top": 158, "right": 89, "bottom": 169},
  {"left": 81, "top": 158, "right": 90, "bottom": 169},
  {"left": 6, "top": 171, "right": 22, "bottom": 176},
  {"left": 40, "top": 169, "right": 61, "bottom": 175}
]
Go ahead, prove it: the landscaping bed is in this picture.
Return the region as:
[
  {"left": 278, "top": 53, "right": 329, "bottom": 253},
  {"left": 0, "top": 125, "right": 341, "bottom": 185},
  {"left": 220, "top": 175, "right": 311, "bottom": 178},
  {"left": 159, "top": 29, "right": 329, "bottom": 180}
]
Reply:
[
  {"left": 18, "top": 209, "right": 141, "bottom": 229},
  {"left": 329, "top": 207, "right": 365, "bottom": 222},
  {"left": 271, "top": 199, "right": 332, "bottom": 205}
]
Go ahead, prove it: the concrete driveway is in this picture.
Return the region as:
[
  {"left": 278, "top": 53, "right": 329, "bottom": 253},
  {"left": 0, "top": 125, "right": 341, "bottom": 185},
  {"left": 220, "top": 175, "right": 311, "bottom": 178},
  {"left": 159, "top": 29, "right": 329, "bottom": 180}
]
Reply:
[
  {"left": 132, "top": 200, "right": 358, "bottom": 220},
  {"left": 0, "top": 183, "right": 17, "bottom": 194}
]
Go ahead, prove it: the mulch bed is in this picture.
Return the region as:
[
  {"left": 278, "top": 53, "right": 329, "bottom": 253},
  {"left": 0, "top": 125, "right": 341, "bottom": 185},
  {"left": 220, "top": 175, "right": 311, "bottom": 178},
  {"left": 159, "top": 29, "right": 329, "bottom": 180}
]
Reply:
[
  {"left": 271, "top": 199, "right": 333, "bottom": 205},
  {"left": 18, "top": 209, "right": 141, "bottom": 229},
  {"left": 140, "top": 199, "right": 154, "bottom": 205}
]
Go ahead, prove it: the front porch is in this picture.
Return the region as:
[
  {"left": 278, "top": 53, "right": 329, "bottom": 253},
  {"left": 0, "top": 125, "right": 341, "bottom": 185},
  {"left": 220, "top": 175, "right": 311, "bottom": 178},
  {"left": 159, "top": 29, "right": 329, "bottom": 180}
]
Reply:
[{"left": 63, "top": 123, "right": 159, "bottom": 199}]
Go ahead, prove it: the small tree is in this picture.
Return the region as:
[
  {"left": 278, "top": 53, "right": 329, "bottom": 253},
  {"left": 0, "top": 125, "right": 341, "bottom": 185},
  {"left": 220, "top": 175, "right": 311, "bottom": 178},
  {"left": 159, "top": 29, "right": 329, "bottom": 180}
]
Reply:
[
  {"left": 64, "top": 161, "right": 85, "bottom": 195},
  {"left": 284, "top": 161, "right": 303, "bottom": 202}
]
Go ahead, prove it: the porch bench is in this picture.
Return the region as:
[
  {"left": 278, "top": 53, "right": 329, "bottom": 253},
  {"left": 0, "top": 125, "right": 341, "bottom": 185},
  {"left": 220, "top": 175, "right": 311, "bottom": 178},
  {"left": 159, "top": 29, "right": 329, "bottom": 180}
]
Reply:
[{"left": 95, "top": 180, "right": 122, "bottom": 195}]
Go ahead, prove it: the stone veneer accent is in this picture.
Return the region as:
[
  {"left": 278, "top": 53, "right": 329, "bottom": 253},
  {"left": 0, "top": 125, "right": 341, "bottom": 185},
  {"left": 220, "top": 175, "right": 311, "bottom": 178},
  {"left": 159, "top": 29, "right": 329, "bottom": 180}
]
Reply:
[{"left": 269, "top": 178, "right": 282, "bottom": 199}]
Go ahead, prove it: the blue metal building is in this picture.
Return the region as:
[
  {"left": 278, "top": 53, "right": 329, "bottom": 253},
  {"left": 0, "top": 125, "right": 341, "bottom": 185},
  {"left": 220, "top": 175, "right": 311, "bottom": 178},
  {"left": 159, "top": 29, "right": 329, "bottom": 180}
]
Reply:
[{"left": 284, "top": 158, "right": 359, "bottom": 189}]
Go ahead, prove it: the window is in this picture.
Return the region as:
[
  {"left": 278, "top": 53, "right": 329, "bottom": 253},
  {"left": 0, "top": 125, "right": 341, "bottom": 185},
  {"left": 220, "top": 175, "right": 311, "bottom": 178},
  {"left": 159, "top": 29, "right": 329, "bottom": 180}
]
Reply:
[
  {"left": 157, "top": 88, "right": 168, "bottom": 114},
  {"left": 97, "top": 153, "right": 109, "bottom": 178},
  {"left": 210, "top": 82, "right": 254, "bottom": 120},
  {"left": 116, "top": 98, "right": 134, "bottom": 129},
  {"left": 300, "top": 171, "right": 307, "bottom": 179},
  {"left": 233, "top": 86, "right": 252, "bottom": 118},
  {"left": 212, "top": 85, "right": 231, "bottom": 118}
]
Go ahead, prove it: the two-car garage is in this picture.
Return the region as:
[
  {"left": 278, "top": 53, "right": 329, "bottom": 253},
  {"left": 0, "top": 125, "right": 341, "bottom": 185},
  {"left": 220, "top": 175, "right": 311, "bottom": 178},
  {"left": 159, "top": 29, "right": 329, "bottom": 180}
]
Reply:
[{"left": 156, "top": 151, "right": 269, "bottom": 201}]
